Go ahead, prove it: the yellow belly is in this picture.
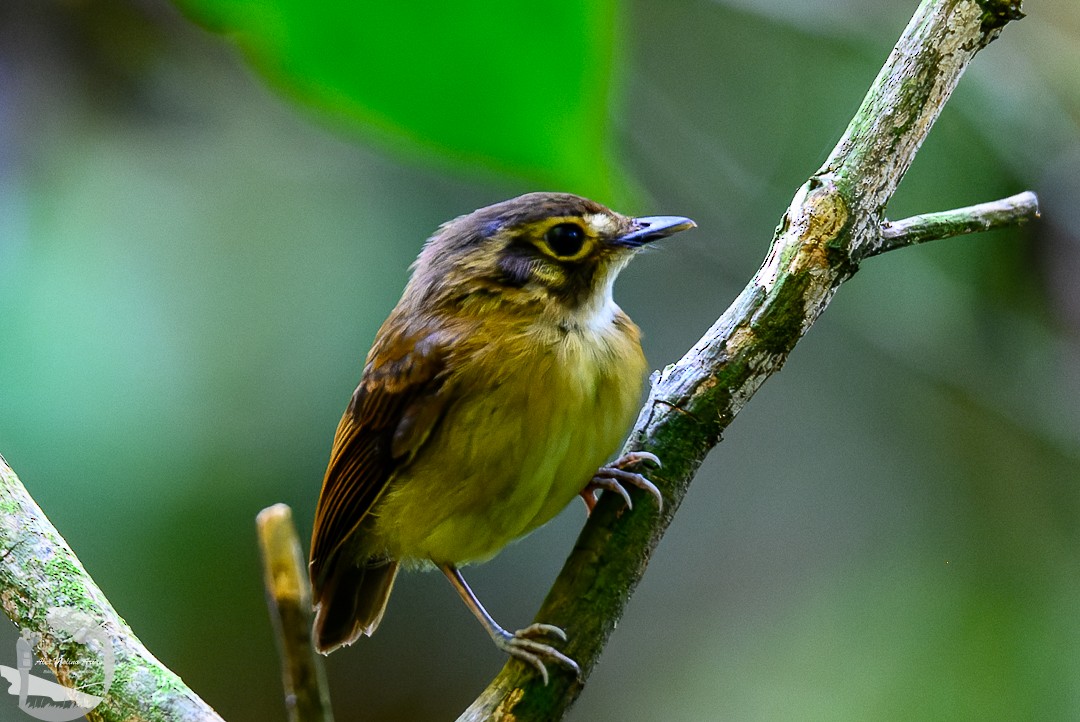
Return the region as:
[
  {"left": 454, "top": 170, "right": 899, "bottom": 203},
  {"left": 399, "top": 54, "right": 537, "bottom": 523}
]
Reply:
[{"left": 367, "top": 316, "right": 646, "bottom": 567}]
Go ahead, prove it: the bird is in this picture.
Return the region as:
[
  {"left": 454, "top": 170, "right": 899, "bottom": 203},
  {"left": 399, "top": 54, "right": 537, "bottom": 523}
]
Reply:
[{"left": 308, "top": 192, "right": 695, "bottom": 682}]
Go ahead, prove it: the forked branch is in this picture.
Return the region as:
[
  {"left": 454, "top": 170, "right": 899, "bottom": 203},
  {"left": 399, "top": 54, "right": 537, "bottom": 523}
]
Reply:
[{"left": 459, "top": 1, "right": 1034, "bottom": 719}]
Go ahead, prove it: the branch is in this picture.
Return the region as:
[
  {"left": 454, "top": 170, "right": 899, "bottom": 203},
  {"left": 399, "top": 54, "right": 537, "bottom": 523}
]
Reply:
[
  {"left": 459, "top": 1, "right": 1031, "bottom": 719},
  {"left": 871, "top": 191, "right": 1040, "bottom": 256},
  {"left": 0, "top": 454, "right": 224, "bottom": 722},
  {"left": 257, "top": 504, "right": 334, "bottom": 722}
]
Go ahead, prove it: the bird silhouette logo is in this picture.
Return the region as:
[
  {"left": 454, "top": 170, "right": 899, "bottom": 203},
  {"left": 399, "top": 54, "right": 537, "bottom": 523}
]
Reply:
[{"left": 0, "top": 608, "right": 113, "bottom": 720}]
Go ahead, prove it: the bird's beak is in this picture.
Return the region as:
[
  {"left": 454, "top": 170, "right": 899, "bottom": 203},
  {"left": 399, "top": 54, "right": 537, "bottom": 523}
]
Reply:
[{"left": 616, "top": 215, "right": 697, "bottom": 248}]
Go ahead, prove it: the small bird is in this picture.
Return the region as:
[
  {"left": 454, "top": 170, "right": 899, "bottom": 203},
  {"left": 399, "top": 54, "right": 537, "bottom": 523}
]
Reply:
[{"left": 309, "top": 192, "right": 695, "bottom": 681}]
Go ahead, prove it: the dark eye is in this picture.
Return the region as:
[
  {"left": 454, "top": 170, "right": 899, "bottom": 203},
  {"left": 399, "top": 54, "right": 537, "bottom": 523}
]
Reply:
[{"left": 544, "top": 223, "right": 586, "bottom": 258}]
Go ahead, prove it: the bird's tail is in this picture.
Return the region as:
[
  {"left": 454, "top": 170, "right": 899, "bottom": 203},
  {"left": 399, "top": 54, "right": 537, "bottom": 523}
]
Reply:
[{"left": 311, "top": 554, "right": 399, "bottom": 654}]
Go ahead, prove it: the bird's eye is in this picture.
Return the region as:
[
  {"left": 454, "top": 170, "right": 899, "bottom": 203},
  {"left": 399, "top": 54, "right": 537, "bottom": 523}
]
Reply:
[{"left": 543, "top": 223, "right": 586, "bottom": 258}]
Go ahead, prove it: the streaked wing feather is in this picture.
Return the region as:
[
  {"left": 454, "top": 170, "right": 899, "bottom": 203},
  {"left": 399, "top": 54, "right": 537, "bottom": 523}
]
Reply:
[{"left": 309, "top": 329, "right": 450, "bottom": 584}]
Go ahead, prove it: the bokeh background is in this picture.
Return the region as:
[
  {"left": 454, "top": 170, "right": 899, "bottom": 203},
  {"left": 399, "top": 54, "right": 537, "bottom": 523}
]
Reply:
[{"left": 1, "top": 0, "right": 1079, "bottom": 720}]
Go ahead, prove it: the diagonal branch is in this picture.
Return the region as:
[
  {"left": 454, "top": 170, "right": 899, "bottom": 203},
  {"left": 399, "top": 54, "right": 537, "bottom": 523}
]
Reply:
[
  {"left": 459, "top": 1, "right": 1032, "bottom": 719},
  {"left": 0, "top": 455, "right": 225, "bottom": 722}
]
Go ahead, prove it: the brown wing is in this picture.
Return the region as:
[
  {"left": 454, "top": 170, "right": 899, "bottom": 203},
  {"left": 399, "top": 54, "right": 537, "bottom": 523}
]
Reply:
[{"left": 308, "top": 325, "right": 451, "bottom": 587}]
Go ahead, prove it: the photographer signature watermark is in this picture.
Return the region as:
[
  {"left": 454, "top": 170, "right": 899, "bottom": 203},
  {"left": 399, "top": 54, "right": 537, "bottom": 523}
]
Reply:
[{"left": 0, "top": 607, "right": 114, "bottom": 720}]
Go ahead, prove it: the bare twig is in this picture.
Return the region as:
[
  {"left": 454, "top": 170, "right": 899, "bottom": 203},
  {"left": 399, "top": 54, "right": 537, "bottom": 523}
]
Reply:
[
  {"left": 0, "top": 456, "right": 224, "bottom": 722},
  {"left": 872, "top": 191, "right": 1040, "bottom": 256},
  {"left": 257, "top": 504, "right": 334, "bottom": 722},
  {"left": 459, "top": 1, "right": 1033, "bottom": 719}
]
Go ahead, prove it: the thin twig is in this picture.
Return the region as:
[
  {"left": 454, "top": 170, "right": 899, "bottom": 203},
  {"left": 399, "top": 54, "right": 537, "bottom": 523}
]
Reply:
[
  {"left": 871, "top": 191, "right": 1040, "bottom": 256},
  {"left": 257, "top": 504, "right": 334, "bottom": 722},
  {"left": 0, "top": 456, "right": 224, "bottom": 722}
]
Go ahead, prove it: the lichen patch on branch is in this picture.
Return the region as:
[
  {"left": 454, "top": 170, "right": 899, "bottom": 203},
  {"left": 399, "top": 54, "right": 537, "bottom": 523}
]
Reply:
[{"left": 792, "top": 181, "right": 849, "bottom": 265}]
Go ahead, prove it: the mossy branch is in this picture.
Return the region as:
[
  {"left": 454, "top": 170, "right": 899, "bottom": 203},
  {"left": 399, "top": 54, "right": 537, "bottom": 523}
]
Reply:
[
  {"left": 0, "top": 455, "right": 224, "bottom": 721},
  {"left": 459, "top": 1, "right": 1034, "bottom": 719}
]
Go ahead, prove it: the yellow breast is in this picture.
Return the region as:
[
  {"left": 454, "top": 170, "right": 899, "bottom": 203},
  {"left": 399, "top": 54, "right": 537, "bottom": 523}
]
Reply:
[{"left": 369, "top": 304, "right": 646, "bottom": 567}]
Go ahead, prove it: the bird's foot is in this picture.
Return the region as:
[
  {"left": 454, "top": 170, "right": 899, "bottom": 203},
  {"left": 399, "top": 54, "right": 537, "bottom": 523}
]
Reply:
[
  {"left": 494, "top": 622, "right": 580, "bottom": 685},
  {"left": 579, "top": 451, "right": 663, "bottom": 516}
]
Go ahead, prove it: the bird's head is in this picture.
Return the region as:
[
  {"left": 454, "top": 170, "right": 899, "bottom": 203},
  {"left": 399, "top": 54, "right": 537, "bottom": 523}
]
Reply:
[{"left": 405, "top": 192, "right": 695, "bottom": 324}]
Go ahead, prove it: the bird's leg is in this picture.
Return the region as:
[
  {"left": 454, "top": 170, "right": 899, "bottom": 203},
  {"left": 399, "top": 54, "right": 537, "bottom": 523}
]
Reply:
[
  {"left": 579, "top": 451, "right": 663, "bottom": 516},
  {"left": 439, "top": 564, "right": 580, "bottom": 685}
]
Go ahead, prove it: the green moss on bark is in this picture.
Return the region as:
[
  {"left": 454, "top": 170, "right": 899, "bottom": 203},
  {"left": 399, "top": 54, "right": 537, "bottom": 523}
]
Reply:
[{"left": 976, "top": 0, "right": 1024, "bottom": 31}]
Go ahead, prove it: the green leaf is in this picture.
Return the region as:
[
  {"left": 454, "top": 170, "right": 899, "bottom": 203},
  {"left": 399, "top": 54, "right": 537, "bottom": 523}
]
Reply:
[{"left": 176, "top": 0, "right": 622, "bottom": 198}]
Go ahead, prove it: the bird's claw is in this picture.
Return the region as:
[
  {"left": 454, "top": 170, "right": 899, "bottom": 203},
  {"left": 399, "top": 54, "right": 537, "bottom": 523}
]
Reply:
[
  {"left": 580, "top": 451, "right": 663, "bottom": 515},
  {"left": 613, "top": 451, "right": 661, "bottom": 470},
  {"left": 496, "top": 623, "right": 580, "bottom": 685}
]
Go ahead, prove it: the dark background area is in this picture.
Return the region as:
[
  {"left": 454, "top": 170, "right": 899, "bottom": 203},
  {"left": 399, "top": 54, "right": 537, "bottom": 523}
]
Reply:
[{"left": 1, "top": 0, "right": 1078, "bottom": 720}]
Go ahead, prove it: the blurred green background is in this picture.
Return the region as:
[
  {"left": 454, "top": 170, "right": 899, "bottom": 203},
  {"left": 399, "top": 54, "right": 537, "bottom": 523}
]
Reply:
[{"left": 1, "top": 0, "right": 1078, "bottom": 720}]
